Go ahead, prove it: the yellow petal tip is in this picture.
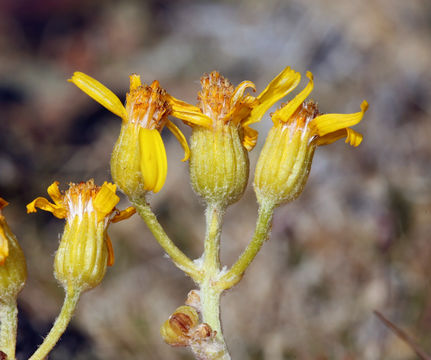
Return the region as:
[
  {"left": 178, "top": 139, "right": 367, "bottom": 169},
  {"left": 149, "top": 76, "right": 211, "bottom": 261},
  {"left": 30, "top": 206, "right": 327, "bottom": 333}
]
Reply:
[{"left": 361, "top": 100, "right": 369, "bottom": 112}]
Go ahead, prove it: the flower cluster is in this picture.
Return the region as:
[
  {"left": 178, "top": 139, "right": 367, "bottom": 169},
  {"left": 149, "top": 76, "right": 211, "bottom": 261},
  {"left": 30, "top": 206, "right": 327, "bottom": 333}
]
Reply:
[
  {"left": 70, "top": 68, "right": 367, "bottom": 208},
  {"left": 0, "top": 65, "right": 368, "bottom": 360}
]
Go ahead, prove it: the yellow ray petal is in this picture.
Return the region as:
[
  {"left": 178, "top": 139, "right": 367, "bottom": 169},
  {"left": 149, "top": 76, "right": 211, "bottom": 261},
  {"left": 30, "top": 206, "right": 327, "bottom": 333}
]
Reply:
[
  {"left": 68, "top": 72, "right": 127, "bottom": 120},
  {"left": 165, "top": 94, "right": 212, "bottom": 128},
  {"left": 166, "top": 120, "right": 190, "bottom": 161},
  {"left": 345, "top": 128, "right": 363, "bottom": 147},
  {"left": 47, "top": 181, "right": 63, "bottom": 206},
  {"left": 111, "top": 206, "right": 136, "bottom": 223},
  {"left": 26, "top": 197, "right": 68, "bottom": 219},
  {"left": 230, "top": 81, "right": 256, "bottom": 108},
  {"left": 315, "top": 128, "right": 363, "bottom": 147},
  {"left": 244, "top": 66, "right": 301, "bottom": 126},
  {"left": 129, "top": 74, "right": 142, "bottom": 92},
  {"left": 311, "top": 101, "right": 368, "bottom": 137},
  {"left": 243, "top": 126, "right": 258, "bottom": 151},
  {"left": 106, "top": 234, "right": 115, "bottom": 266},
  {"left": 93, "top": 182, "right": 120, "bottom": 221},
  {"left": 272, "top": 71, "right": 314, "bottom": 125},
  {"left": 139, "top": 129, "right": 168, "bottom": 193}
]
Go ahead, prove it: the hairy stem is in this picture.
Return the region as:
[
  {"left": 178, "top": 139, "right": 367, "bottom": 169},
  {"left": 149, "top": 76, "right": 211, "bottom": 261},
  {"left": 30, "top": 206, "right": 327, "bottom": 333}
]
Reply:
[
  {"left": 133, "top": 198, "right": 202, "bottom": 281},
  {"left": 217, "top": 201, "right": 275, "bottom": 290},
  {"left": 198, "top": 203, "right": 231, "bottom": 360},
  {"left": 29, "top": 287, "right": 81, "bottom": 360},
  {"left": 0, "top": 300, "right": 18, "bottom": 360}
]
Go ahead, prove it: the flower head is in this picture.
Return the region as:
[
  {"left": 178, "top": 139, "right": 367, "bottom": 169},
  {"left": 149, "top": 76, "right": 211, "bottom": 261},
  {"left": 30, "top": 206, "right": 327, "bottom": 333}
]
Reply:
[
  {"left": 168, "top": 67, "right": 301, "bottom": 151},
  {"left": 27, "top": 180, "right": 135, "bottom": 291},
  {"left": 0, "top": 198, "right": 27, "bottom": 302},
  {"left": 254, "top": 71, "right": 368, "bottom": 206},
  {"left": 271, "top": 72, "right": 368, "bottom": 147},
  {"left": 171, "top": 67, "right": 300, "bottom": 207},
  {"left": 69, "top": 72, "right": 199, "bottom": 197}
]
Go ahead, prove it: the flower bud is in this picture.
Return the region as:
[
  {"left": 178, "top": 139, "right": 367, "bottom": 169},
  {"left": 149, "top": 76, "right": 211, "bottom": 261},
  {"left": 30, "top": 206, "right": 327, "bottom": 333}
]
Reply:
[
  {"left": 255, "top": 71, "right": 368, "bottom": 207},
  {"left": 27, "top": 180, "right": 135, "bottom": 292},
  {"left": 189, "top": 124, "right": 249, "bottom": 207},
  {"left": 254, "top": 113, "right": 316, "bottom": 206},
  {"left": 69, "top": 72, "right": 198, "bottom": 199},
  {"left": 168, "top": 68, "right": 303, "bottom": 207},
  {"left": 0, "top": 198, "right": 27, "bottom": 302},
  {"left": 110, "top": 78, "right": 172, "bottom": 198}
]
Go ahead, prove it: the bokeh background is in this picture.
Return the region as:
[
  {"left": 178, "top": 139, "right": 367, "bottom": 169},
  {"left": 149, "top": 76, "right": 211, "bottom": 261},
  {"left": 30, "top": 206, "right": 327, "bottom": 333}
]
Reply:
[{"left": 1, "top": 0, "right": 431, "bottom": 359}]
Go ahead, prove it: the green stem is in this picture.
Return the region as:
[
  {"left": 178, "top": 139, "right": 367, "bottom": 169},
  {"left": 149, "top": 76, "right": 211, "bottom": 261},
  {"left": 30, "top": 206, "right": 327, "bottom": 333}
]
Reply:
[
  {"left": 198, "top": 203, "right": 231, "bottom": 360},
  {"left": 201, "top": 203, "right": 224, "bottom": 334},
  {"left": 29, "top": 287, "right": 81, "bottom": 360},
  {"left": 0, "top": 300, "right": 18, "bottom": 360},
  {"left": 217, "top": 201, "right": 275, "bottom": 290},
  {"left": 132, "top": 198, "right": 202, "bottom": 281}
]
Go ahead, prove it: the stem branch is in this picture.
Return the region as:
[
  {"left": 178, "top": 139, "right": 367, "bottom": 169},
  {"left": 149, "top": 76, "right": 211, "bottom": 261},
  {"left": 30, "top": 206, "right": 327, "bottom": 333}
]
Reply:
[
  {"left": 133, "top": 199, "right": 202, "bottom": 281},
  {"left": 197, "top": 203, "right": 231, "bottom": 360},
  {"left": 217, "top": 201, "right": 275, "bottom": 290},
  {"left": 29, "top": 287, "right": 81, "bottom": 360}
]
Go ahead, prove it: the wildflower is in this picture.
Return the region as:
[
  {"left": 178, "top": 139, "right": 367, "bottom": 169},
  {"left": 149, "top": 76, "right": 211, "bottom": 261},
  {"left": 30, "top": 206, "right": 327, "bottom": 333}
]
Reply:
[
  {"left": 69, "top": 73, "right": 208, "bottom": 198},
  {"left": 0, "top": 198, "right": 27, "bottom": 302},
  {"left": 171, "top": 67, "right": 301, "bottom": 207},
  {"left": 254, "top": 72, "right": 368, "bottom": 207},
  {"left": 27, "top": 180, "right": 135, "bottom": 291}
]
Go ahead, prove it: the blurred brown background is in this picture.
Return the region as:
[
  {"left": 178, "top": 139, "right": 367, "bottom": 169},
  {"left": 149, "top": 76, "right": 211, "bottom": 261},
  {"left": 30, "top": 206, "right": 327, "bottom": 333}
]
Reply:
[{"left": 1, "top": 0, "right": 430, "bottom": 359}]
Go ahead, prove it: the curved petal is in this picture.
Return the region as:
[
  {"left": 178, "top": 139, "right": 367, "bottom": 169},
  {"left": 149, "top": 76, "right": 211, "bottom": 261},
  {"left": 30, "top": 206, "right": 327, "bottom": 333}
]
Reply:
[
  {"left": 230, "top": 81, "right": 256, "bottom": 108},
  {"left": 166, "top": 120, "right": 190, "bottom": 162},
  {"left": 68, "top": 72, "right": 127, "bottom": 120},
  {"left": 242, "top": 126, "right": 259, "bottom": 151},
  {"left": 139, "top": 129, "right": 168, "bottom": 193},
  {"left": 272, "top": 71, "right": 314, "bottom": 124},
  {"left": 226, "top": 94, "right": 258, "bottom": 125},
  {"left": 311, "top": 100, "right": 368, "bottom": 137},
  {"left": 243, "top": 66, "right": 301, "bottom": 126},
  {"left": 345, "top": 128, "right": 363, "bottom": 147},
  {"left": 47, "top": 181, "right": 63, "bottom": 206},
  {"left": 315, "top": 128, "right": 363, "bottom": 147},
  {"left": 165, "top": 94, "right": 212, "bottom": 128},
  {"left": 94, "top": 182, "right": 120, "bottom": 222},
  {"left": 26, "top": 197, "right": 67, "bottom": 219},
  {"left": 111, "top": 206, "right": 136, "bottom": 223}
]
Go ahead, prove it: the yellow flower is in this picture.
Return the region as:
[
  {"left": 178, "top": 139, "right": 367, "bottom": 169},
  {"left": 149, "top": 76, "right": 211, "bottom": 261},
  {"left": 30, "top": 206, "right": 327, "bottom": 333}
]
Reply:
[
  {"left": 0, "top": 198, "right": 27, "bottom": 302},
  {"left": 27, "top": 180, "right": 135, "bottom": 291},
  {"left": 254, "top": 71, "right": 368, "bottom": 206},
  {"left": 170, "top": 68, "right": 301, "bottom": 207},
  {"left": 167, "top": 67, "right": 301, "bottom": 151},
  {"left": 271, "top": 72, "right": 368, "bottom": 146},
  {"left": 69, "top": 72, "right": 204, "bottom": 197}
]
